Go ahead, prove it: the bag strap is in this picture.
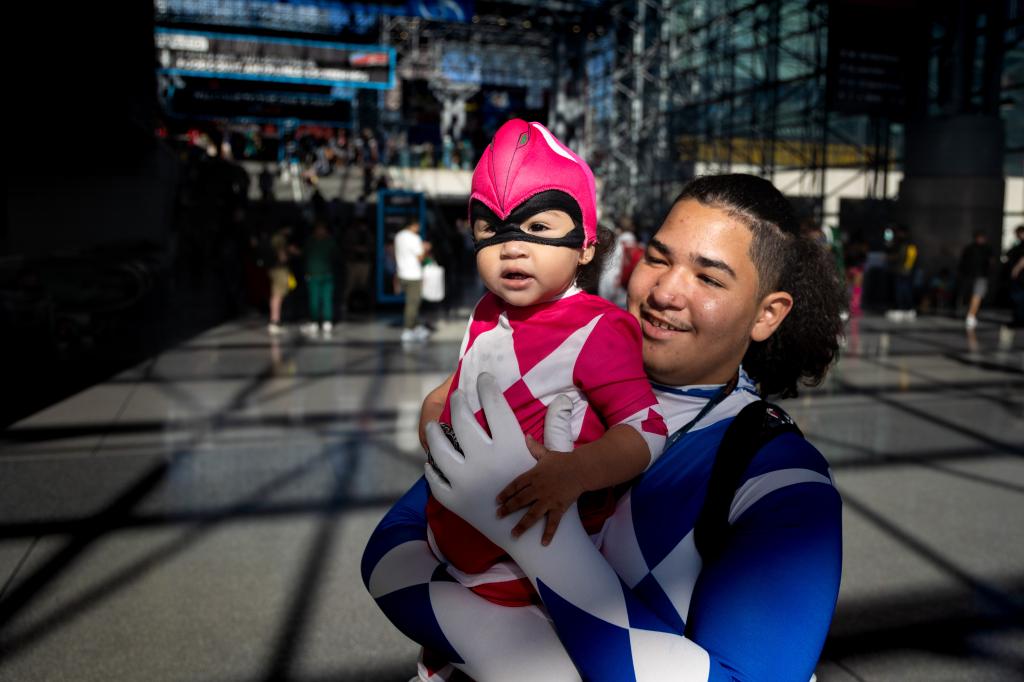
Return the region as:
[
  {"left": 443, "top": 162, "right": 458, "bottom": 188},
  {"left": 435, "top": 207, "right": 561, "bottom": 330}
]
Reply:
[{"left": 693, "top": 400, "right": 803, "bottom": 563}]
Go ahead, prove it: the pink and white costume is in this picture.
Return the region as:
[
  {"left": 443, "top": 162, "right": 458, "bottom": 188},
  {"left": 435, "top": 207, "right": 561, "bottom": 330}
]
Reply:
[{"left": 426, "top": 287, "right": 667, "bottom": 606}]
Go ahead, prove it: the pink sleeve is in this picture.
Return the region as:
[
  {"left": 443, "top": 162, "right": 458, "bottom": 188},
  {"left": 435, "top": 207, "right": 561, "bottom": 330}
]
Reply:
[{"left": 573, "top": 309, "right": 667, "bottom": 463}]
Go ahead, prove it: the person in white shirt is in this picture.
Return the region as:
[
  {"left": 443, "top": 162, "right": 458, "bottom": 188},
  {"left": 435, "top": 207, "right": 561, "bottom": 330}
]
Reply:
[{"left": 394, "top": 219, "right": 432, "bottom": 342}]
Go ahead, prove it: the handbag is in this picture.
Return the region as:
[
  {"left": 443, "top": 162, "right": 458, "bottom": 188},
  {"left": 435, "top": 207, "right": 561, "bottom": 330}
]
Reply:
[{"left": 422, "top": 260, "right": 446, "bottom": 302}]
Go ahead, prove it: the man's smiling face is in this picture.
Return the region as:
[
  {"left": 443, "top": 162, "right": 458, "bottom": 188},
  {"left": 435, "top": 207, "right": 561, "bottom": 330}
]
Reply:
[{"left": 627, "top": 199, "right": 764, "bottom": 387}]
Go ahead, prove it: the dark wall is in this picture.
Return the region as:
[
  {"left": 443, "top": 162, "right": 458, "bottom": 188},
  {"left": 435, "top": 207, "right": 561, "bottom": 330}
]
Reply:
[
  {"left": 900, "top": 115, "right": 1006, "bottom": 274},
  {"left": 7, "top": 3, "right": 174, "bottom": 257}
]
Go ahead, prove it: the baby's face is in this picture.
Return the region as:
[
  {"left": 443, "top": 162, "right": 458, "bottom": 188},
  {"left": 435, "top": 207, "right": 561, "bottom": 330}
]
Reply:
[{"left": 474, "top": 209, "right": 594, "bottom": 307}]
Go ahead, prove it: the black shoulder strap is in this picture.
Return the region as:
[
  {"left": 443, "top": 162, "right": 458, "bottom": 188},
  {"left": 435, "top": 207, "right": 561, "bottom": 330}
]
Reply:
[{"left": 693, "top": 400, "right": 803, "bottom": 563}]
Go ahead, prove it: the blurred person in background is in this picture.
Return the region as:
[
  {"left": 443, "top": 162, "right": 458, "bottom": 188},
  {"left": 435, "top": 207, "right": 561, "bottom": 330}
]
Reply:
[
  {"left": 886, "top": 226, "right": 918, "bottom": 322},
  {"left": 959, "top": 230, "right": 994, "bottom": 329},
  {"left": 1006, "top": 224, "right": 1024, "bottom": 328},
  {"left": 395, "top": 219, "right": 432, "bottom": 342},
  {"left": 301, "top": 221, "right": 339, "bottom": 338},
  {"left": 339, "top": 219, "right": 373, "bottom": 320},
  {"left": 845, "top": 235, "right": 868, "bottom": 317},
  {"left": 360, "top": 128, "right": 380, "bottom": 198},
  {"left": 597, "top": 220, "right": 625, "bottom": 303},
  {"left": 267, "top": 225, "right": 299, "bottom": 335},
  {"left": 598, "top": 217, "right": 642, "bottom": 308}
]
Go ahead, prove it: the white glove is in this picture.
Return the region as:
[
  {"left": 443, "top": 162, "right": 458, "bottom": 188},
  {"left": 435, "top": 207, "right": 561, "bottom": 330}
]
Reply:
[
  {"left": 426, "top": 374, "right": 606, "bottom": 596},
  {"left": 425, "top": 373, "right": 542, "bottom": 551}
]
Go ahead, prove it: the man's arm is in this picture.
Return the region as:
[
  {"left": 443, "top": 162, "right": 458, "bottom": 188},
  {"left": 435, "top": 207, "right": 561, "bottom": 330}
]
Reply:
[{"left": 686, "top": 436, "right": 842, "bottom": 680}]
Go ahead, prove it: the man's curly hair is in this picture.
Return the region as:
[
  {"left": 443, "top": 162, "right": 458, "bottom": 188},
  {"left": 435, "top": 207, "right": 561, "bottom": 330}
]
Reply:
[{"left": 676, "top": 174, "right": 847, "bottom": 398}]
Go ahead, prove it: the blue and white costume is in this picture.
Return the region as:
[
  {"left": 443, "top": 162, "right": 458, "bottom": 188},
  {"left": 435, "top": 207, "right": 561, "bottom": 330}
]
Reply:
[{"left": 362, "top": 369, "right": 842, "bottom": 681}]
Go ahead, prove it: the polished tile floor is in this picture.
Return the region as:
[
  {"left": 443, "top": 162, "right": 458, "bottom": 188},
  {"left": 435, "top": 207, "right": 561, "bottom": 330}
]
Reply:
[{"left": 1, "top": 312, "right": 1022, "bottom": 681}]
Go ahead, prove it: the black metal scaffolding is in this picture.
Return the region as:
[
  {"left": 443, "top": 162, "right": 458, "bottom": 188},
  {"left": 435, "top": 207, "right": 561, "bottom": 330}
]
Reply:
[{"left": 586, "top": 0, "right": 1022, "bottom": 230}]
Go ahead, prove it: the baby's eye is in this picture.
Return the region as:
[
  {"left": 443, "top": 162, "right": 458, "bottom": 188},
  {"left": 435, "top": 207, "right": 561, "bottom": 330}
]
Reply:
[
  {"left": 525, "top": 222, "right": 550, "bottom": 233},
  {"left": 474, "top": 222, "right": 495, "bottom": 237}
]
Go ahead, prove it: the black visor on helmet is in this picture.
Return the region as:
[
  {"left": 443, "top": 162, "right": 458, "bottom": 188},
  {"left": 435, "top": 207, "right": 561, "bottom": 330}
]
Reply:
[{"left": 471, "top": 190, "right": 586, "bottom": 253}]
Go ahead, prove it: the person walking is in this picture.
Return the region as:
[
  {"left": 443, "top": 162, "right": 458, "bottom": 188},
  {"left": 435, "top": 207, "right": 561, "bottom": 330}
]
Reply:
[
  {"left": 959, "top": 230, "right": 994, "bottom": 329},
  {"left": 394, "top": 219, "right": 432, "bottom": 342}
]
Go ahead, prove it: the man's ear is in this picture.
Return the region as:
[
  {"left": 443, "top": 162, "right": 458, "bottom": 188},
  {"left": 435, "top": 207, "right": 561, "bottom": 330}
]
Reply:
[
  {"left": 578, "top": 244, "right": 596, "bottom": 266},
  {"left": 750, "top": 291, "right": 794, "bottom": 342}
]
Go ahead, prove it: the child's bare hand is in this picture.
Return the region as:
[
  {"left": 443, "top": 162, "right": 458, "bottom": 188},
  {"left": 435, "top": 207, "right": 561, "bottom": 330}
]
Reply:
[{"left": 495, "top": 435, "right": 585, "bottom": 545}]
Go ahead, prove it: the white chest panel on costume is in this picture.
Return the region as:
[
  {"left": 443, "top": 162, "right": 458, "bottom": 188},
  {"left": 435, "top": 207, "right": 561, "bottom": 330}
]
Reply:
[{"left": 600, "top": 491, "right": 703, "bottom": 627}]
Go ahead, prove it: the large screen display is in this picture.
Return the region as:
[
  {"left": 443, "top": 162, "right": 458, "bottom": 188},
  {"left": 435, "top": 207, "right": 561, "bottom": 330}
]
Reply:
[
  {"left": 156, "top": 29, "right": 394, "bottom": 89},
  {"left": 164, "top": 79, "right": 353, "bottom": 123},
  {"left": 154, "top": 0, "right": 472, "bottom": 35}
]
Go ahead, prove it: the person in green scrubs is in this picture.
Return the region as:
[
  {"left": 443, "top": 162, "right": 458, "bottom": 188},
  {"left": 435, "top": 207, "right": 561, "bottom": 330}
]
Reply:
[{"left": 303, "top": 221, "right": 340, "bottom": 336}]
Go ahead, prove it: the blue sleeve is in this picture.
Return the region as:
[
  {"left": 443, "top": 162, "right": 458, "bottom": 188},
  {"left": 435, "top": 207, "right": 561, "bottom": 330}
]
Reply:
[{"left": 685, "top": 443, "right": 843, "bottom": 681}]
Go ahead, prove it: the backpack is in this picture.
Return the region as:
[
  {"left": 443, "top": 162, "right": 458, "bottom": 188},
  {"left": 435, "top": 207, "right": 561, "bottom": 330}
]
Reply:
[{"left": 693, "top": 400, "right": 803, "bottom": 563}]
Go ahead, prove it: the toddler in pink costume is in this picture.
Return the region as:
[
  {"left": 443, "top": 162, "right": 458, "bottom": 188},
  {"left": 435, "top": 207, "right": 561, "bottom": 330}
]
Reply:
[{"left": 419, "top": 119, "right": 667, "bottom": 608}]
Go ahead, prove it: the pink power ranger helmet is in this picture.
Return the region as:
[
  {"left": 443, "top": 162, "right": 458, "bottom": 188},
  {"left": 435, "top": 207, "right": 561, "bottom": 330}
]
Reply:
[{"left": 470, "top": 119, "right": 598, "bottom": 248}]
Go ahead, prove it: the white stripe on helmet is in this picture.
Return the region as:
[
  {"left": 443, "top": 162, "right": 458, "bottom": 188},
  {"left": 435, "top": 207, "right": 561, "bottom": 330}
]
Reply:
[{"left": 531, "top": 123, "right": 577, "bottom": 163}]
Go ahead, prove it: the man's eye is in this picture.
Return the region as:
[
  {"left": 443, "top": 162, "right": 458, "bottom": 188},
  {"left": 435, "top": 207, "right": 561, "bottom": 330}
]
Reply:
[
  {"left": 644, "top": 253, "right": 666, "bottom": 265},
  {"left": 699, "top": 274, "right": 723, "bottom": 288}
]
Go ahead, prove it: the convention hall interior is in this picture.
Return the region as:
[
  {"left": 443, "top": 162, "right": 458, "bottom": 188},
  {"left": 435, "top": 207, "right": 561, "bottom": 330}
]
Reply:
[{"left": 2, "top": 1, "right": 1023, "bottom": 680}]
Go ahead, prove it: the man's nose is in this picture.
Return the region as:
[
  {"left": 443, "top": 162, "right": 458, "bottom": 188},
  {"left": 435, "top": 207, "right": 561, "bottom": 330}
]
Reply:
[{"left": 650, "top": 269, "right": 688, "bottom": 308}]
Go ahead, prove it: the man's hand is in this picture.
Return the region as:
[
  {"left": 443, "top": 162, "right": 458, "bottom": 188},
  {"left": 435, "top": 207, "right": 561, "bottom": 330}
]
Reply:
[
  {"left": 427, "top": 378, "right": 622, "bottom": 621},
  {"left": 496, "top": 438, "right": 586, "bottom": 545},
  {"left": 424, "top": 373, "right": 540, "bottom": 550},
  {"left": 425, "top": 376, "right": 579, "bottom": 552}
]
